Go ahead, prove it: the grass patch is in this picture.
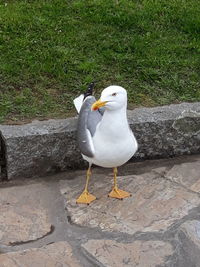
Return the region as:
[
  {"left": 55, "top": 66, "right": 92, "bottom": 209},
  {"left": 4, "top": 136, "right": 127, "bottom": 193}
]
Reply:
[{"left": 0, "top": 0, "right": 199, "bottom": 123}]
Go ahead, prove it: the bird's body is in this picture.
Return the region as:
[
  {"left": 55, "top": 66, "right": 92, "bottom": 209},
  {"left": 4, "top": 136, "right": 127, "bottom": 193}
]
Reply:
[
  {"left": 73, "top": 84, "right": 138, "bottom": 204},
  {"left": 83, "top": 105, "right": 138, "bottom": 168}
]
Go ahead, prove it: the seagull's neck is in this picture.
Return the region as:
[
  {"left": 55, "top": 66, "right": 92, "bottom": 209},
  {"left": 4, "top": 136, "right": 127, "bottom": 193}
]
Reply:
[
  {"left": 99, "top": 106, "right": 130, "bottom": 133},
  {"left": 104, "top": 106, "right": 127, "bottom": 121}
]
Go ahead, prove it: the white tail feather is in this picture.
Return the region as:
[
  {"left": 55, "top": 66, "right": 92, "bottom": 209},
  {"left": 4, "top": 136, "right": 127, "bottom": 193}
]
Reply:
[{"left": 73, "top": 94, "right": 84, "bottom": 113}]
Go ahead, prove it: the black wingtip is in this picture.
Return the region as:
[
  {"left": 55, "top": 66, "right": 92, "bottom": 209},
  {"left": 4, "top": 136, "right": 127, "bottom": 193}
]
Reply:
[{"left": 83, "top": 82, "right": 96, "bottom": 100}]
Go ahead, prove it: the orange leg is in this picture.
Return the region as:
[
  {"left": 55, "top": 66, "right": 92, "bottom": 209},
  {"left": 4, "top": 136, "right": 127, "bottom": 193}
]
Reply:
[
  {"left": 108, "top": 167, "right": 131, "bottom": 199},
  {"left": 76, "top": 167, "right": 96, "bottom": 205}
]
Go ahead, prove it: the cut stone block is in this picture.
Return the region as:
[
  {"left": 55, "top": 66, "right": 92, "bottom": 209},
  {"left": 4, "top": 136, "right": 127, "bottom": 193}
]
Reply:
[
  {"left": 0, "top": 118, "right": 85, "bottom": 179},
  {"left": 0, "top": 102, "right": 200, "bottom": 179}
]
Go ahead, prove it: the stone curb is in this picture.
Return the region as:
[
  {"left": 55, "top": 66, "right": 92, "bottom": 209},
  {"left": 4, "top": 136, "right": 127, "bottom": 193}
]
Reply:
[{"left": 0, "top": 102, "right": 200, "bottom": 180}]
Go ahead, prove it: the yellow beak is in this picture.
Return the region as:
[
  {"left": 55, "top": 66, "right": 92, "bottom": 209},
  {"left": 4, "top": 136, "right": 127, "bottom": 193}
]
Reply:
[{"left": 91, "top": 100, "right": 107, "bottom": 111}]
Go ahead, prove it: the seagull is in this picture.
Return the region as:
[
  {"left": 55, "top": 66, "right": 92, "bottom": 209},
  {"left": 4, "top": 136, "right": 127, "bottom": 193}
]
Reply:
[{"left": 73, "top": 83, "right": 138, "bottom": 204}]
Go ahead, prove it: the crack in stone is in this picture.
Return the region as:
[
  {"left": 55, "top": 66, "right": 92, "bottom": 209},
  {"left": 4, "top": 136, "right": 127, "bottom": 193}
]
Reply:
[
  {"left": 8, "top": 225, "right": 55, "bottom": 247},
  {"left": 81, "top": 245, "right": 106, "bottom": 267}
]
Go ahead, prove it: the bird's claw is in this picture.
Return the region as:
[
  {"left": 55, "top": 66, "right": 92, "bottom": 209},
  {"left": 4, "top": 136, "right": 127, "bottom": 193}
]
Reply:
[
  {"left": 108, "top": 187, "right": 131, "bottom": 199},
  {"left": 76, "top": 191, "right": 96, "bottom": 205}
]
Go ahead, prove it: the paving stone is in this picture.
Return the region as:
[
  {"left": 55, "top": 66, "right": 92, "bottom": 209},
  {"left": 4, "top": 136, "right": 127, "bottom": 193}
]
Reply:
[
  {"left": 179, "top": 220, "right": 200, "bottom": 266},
  {"left": 60, "top": 168, "right": 200, "bottom": 234},
  {"left": 180, "top": 220, "right": 200, "bottom": 247},
  {"left": 0, "top": 183, "right": 52, "bottom": 246},
  {"left": 82, "top": 239, "right": 173, "bottom": 267},
  {"left": 0, "top": 241, "right": 80, "bottom": 267},
  {"left": 165, "top": 161, "right": 200, "bottom": 192}
]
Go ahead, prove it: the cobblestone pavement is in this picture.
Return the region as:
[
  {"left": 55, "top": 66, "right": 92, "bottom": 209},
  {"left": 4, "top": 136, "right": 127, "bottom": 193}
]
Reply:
[{"left": 0, "top": 155, "right": 200, "bottom": 267}]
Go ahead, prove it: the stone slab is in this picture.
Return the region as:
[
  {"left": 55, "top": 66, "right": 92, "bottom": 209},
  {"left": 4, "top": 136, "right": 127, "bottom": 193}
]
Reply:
[
  {"left": 165, "top": 161, "right": 200, "bottom": 192},
  {"left": 82, "top": 239, "right": 173, "bottom": 267},
  {"left": 0, "top": 102, "right": 200, "bottom": 179},
  {"left": 129, "top": 103, "right": 200, "bottom": 159},
  {"left": 0, "top": 241, "right": 80, "bottom": 267},
  {"left": 0, "top": 183, "right": 52, "bottom": 246},
  {"left": 0, "top": 118, "right": 85, "bottom": 179},
  {"left": 180, "top": 220, "right": 200, "bottom": 248},
  {"left": 60, "top": 165, "right": 200, "bottom": 234},
  {"left": 179, "top": 220, "right": 200, "bottom": 266}
]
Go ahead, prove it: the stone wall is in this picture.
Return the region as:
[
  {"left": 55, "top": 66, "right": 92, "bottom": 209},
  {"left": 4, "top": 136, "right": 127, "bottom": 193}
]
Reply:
[
  {"left": 0, "top": 102, "right": 200, "bottom": 179},
  {"left": 0, "top": 136, "right": 6, "bottom": 180}
]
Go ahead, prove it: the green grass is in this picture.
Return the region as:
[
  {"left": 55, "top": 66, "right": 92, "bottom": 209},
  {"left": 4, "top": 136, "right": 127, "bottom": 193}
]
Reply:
[{"left": 0, "top": 0, "right": 200, "bottom": 123}]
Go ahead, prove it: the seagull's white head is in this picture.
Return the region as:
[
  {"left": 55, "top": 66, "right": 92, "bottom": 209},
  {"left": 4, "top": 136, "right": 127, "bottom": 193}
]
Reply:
[{"left": 92, "top": 85, "right": 127, "bottom": 111}]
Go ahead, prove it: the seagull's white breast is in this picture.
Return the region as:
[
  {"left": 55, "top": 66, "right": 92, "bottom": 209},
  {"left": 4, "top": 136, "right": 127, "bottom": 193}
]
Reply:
[
  {"left": 83, "top": 108, "right": 138, "bottom": 168},
  {"left": 92, "top": 130, "right": 138, "bottom": 168}
]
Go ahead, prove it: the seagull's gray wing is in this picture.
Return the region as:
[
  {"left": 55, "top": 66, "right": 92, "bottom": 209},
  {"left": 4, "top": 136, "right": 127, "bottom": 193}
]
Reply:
[{"left": 77, "top": 96, "right": 103, "bottom": 158}]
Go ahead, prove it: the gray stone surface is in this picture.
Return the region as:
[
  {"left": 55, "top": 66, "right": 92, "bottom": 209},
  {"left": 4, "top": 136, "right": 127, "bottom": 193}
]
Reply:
[
  {"left": 82, "top": 239, "right": 173, "bottom": 267},
  {"left": 178, "top": 220, "right": 200, "bottom": 267},
  {"left": 0, "top": 118, "right": 85, "bottom": 179},
  {"left": 0, "top": 242, "right": 80, "bottom": 267},
  {"left": 0, "top": 102, "right": 200, "bottom": 179},
  {"left": 0, "top": 137, "right": 6, "bottom": 180},
  {"left": 129, "top": 102, "right": 200, "bottom": 159},
  {"left": 165, "top": 161, "right": 200, "bottom": 192},
  {"left": 60, "top": 162, "right": 200, "bottom": 235},
  {"left": 0, "top": 183, "right": 52, "bottom": 246},
  {"left": 0, "top": 155, "right": 200, "bottom": 266}
]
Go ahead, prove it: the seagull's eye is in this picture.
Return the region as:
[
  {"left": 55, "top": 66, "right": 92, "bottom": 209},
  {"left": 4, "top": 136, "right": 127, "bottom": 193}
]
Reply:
[{"left": 112, "top": 92, "right": 117, "bottom": 96}]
